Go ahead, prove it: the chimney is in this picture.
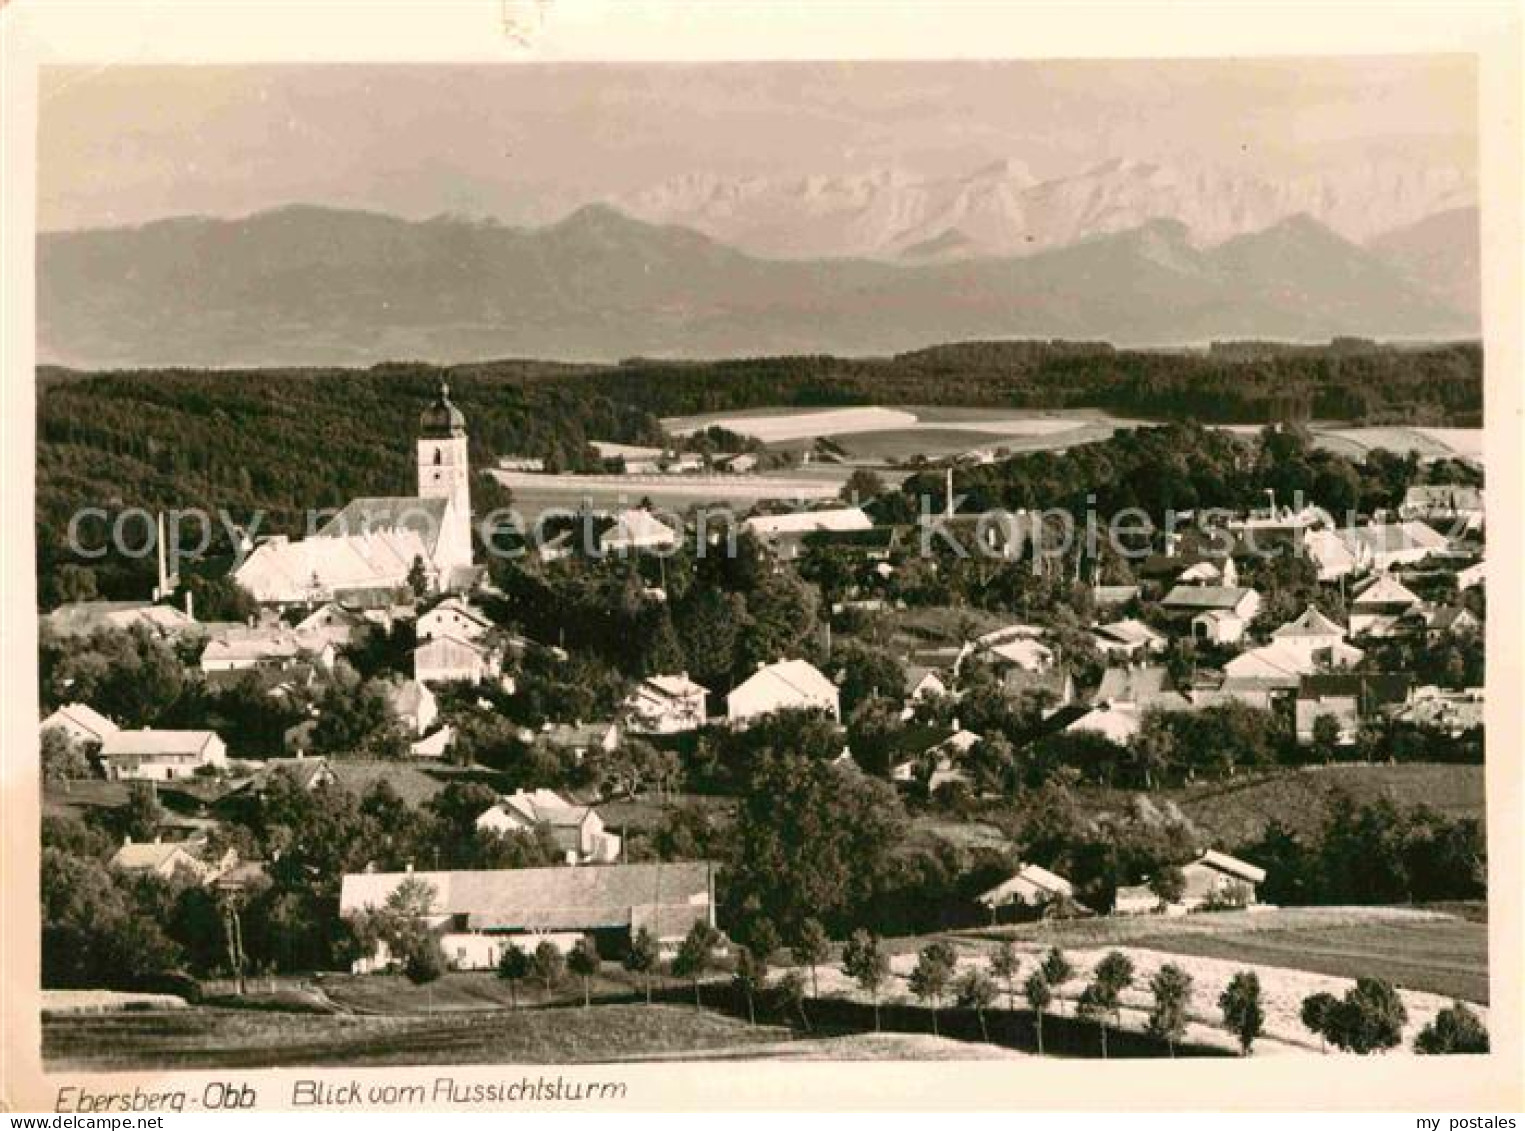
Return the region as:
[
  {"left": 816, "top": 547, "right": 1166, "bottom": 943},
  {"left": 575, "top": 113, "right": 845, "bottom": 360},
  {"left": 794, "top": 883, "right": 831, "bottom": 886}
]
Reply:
[
  {"left": 184, "top": 590, "right": 195, "bottom": 622},
  {"left": 945, "top": 466, "right": 955, "bottom": 521},
  {"left": 405, "top": 862, "right": 414, "bottom": 873},
  {"left": 155, "top": 512, "right": 169, "bottom": 600}
]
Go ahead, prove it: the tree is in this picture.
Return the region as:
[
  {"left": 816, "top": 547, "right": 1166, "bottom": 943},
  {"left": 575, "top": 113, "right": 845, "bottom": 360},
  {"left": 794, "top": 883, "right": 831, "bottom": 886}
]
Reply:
[
  {"left": 791, "top": 918, "right": 830, "bottom": 999},
  {"left": 670, "top": 921, "right": 721, "bottom": 1009},
  {"left": 496, "top": 942, "right": 530, "bottom": 1009},
  {"left": 407, "top": 555, "right": 430, "bottom": 600},
  {"left": 1414, "top": 1001, "right": 1489, "bottom": 1055},
  {"left": 732, "top": 945, "right": 771, "bottom": 1026},
  {"left": 954, "top": 967, "right": 998, "bottom": 1043},
  {"left": 1040, "top": 947, "right": 1075, "bottom": 1016},
  {"left": 1316, "top": 978, "right": 1409, "bottom": 1055},
  {"left": 1077, "top": 983, "right": 1114, "bottom": 1059},
  {"left": 532, "top": 940, "right": 565, "bottom": 995},
  {"left": 1146, "top": 963, "right": 1194, "bottom": 1057},
  {"left": 1219, "top": 970, "right": 1265, "bottom": 1055},
  {"left": 1024, "top": 970, "right": 1053, "bottom": 1055},
  {"left": 1311, "top": 712, "right": 1344, "bottom": 765},
  {"left": 1148, "top": 865, "right": 1187, "bottom": 911},
  {"left": 842, "top": 468, "right": 886, "bottom": 504},
  {"left": 841, "top": 929, "right": 890, "bottom": 1032},
  {"left": 623, "top": 927, "right": 660, "bottom": 1004},
  {"left": 122, "top": 781, "right": 165, "bottom": 842},
  {"left": 403, "top": 936, "right": 445, "bottom": 1005},
  {"left": 776, "top": 968, "right": 810, "bottom": 1031},
  {"left": 907, "top": 941, "right": 958, "bottom": 1037},
  {"left": 40, "top": 729, "right": 91, "bottom": 785},
  {"left": 1300, "top": 991, "right": 1338, "bottom": 1053},
  {"left": 988, "top": 940, "right": 1021, "bottom": 1019},
  {"left": 567, "top": 935, "right": 602, "bottom": 1008}
]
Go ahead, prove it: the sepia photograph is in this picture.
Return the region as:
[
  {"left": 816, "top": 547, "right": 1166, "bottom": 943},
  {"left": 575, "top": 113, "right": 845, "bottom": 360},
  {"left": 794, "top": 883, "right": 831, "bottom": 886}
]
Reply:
[{"left": 4, "top": 2, "right": 1521, "bottom": 1113}]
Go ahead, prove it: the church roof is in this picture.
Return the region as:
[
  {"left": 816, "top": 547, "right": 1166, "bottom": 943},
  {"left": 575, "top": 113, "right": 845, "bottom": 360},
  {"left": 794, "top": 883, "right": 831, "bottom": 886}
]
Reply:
[
  {"left": 420, "top": 381, "right": 467, "bottom": 438},
  {"left": 318, "top": 496, "right": 449, "bottom": 557}
]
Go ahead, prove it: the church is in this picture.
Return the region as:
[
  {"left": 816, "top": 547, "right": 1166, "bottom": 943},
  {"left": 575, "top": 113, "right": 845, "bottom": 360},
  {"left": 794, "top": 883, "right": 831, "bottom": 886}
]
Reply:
[{"left": 233, "top": 383, "right": 479, "bottom": 605}]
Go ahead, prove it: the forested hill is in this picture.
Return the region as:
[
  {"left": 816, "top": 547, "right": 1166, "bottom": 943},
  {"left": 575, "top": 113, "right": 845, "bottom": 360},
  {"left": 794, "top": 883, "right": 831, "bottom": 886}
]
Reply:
[{"left": 36, "top": 339, "right": 1480, "bottom": 602}]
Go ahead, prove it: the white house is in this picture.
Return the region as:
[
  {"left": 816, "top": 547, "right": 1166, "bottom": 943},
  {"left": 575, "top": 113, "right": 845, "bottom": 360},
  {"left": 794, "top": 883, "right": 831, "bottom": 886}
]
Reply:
[
  {"left": 1115, "top": 850, "right": 1267, "bottom": 915},
  {"left": 621, "top": 673, "right": 710, "bottom": 734},
  {"left": 1400, "top": 485, "right": 1483, "bottom": 532},
  {"left": 1091, "top": 618, "right": 1168, "bottom": 659},
  {"left": 1348, "top": 574, "right": 1424, "bottom": 638},
  {"left": 200, "top": 627, "right": 334, "bottom": 674},
  {"left": 976, "top": 863, "right": 1083, "bottom": 919},
  {"left": 386, "top": 679, "right": 439, "bottom": 736},
  {"left": 1161, "top": 585, "right": 1261, "bottom": 645},
  {"left": 1223, "top": 638, "right": 1363, "bottom": 688},
  {"left": 40, "top": 702, "right": 120, "bottom": 747},
  {"left": 416, "top": 598, "right": 494, "bottom": 644},
  {"left": 107, "top": 839, "right": 216, "bottom": 883},
  {"left": 743, "top": 506, "right": 872, "bottom": 539},
  {"left": 475, "top": 789, "right": 622, "bottom": 864},
  {"left": 293, "top": 602, "right": 375, "bottom": 650},
  {"left": 1269, "top": 604, "right": 1347, "bottom": 652},
  {"left": 726, "top": 659, "right": 841, "bottom": 725},
  {"left": 1306, "top": 522, "right": 1450, "bottom": 581},
  {"left": 413, "top": 634, "right": 499, "bottom": 686},
  {"left": 599, "top": 509, "right": 679, "bottom": 554},
  {"left": 99, "top": 729, "right": 228, "bottom": 782}
]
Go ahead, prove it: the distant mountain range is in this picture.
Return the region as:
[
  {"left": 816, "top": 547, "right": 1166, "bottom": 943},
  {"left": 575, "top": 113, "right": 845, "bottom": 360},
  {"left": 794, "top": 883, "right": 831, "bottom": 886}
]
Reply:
[
  {"left": 37, "top": 199, "right": 1478, "bottom": 369},
  {"left": 618, "top": 158, "right": 1477, "bottom": 261}
]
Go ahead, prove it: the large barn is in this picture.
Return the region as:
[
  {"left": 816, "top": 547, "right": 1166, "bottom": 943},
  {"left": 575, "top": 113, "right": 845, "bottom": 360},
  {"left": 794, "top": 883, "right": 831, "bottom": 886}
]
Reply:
[{"left": 339, "top": 861, "right": 718, "bottom": 972}]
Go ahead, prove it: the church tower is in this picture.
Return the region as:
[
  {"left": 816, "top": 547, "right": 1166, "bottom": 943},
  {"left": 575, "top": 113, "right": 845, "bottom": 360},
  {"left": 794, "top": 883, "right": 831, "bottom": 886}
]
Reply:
[{"left": 417, "top": 381, "right": 474, "bottom": 579}]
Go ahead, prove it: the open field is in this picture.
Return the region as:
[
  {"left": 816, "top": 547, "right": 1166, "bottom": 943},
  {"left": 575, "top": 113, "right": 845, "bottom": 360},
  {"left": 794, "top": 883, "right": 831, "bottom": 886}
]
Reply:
[
  {"left": 489, "top": 467, "right": 861, "bottom": 523},
  {"left": 43, "top": 1004, "right": 794, "bottom": 1071},
  {"left": 663, "top": 405, "right": 1143, "bottom": 463},
  {"left": 1131, "top": 919, "right": 1489, "bottom": 1005},
  {"left": 1081, "top": 763, "right": 1486, "bottom": 845}
]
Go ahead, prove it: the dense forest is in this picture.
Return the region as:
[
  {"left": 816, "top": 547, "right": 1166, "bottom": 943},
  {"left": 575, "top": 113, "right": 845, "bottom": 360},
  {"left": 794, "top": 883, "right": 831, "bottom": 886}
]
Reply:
[{"left": 35, "top": 338, "right": 1481, "bottom": 603}]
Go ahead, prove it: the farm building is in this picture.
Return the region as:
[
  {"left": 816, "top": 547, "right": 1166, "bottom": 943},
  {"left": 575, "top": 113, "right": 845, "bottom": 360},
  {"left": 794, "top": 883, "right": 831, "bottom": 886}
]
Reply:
[
  {"left": 599, "top": 509, "right": 679, "bottom": 553},
  {"left": 413, "top": 634, "right": 500, "bottom": 686},
  {"left": 108, "top": 840, "right": 216, "bottom": 883},
  {"left": 40, "top": 702, "right": 120, "bottom": 747},
  {"left": 726, "top": 658, "right": 840, "bottom": 725},
  {"left": 339, "top": 861, "right": 717, "bottom": 972},
  {"left": 1091, "top": 618, "right": 1167, "bottom": 659},
  {"left": 1115, "top": 850, "right": 1268, "bottom": 916},
  {"left": 99, "top": 729, "right": 228, "bottom": 782},
  {"left": 977, "top": 863, "right": 1086, "bottom": 921}
]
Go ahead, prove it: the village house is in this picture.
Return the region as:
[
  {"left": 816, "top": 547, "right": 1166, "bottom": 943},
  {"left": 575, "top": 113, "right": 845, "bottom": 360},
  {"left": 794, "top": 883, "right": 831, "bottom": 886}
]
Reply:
[
  {"left": 108, "top": 839, "right": 218, "bottom": 883},
  {"left": 40, "top": 702, "right": 120, "bottom": 748},
  {"left": 1348, "top": 574, "right": 1425, "bottom": 638},
  {"left": 1115, "top": 850, "right": 1268, "bottom": 915},
  {"left": 410, "top": 725, "right": 455, "bottom": 759},
  {"left": 536, "top": 720, "right": 621, "bottom": 762},
  {"left": 1160, "top": 585, "right": 1262, "bottom": 645},
  {"left": 413, "top": 633, "right": 501, "bottom": 686},
  {"left": 1138, "top": 550, "right": 1239, "bottom": 594},
  {"left": 902, "top": 664, "right": 950, "bottom": 709},
  {"left": 1091, "top": 618, "right": 1168, "bottom": 659},
  {"left": 1400, "top": 484, "right": 1484, "bottom": 532},
  {"left": 199, "top": 627, "right": 335, "bottom": 675},
  {"left": 1295, "top": 672, "right": 1414, "bottom": 745},
  {"left": 1091, "top": 583, "right": 1142, "bottom": 613},
  {"left": 889, "top": 724, "right": 981, "bottom": 791},
  {"left": 599, "top": 509, "right": 680, "bottom": 554},
  {"left": 44, "top": 599, "right": 198, "bottom": 639},
  {"left": 1306, "top": 521, "right": 1451, "bottom": 582},
  {"left": 292, "top": 601, "right": 375, "bottom": 650},
  {"left": 621, "top": 673, "right": 710, "bottom": 734},
  {"left": 99, "top": 729, "right": 228, "bottom": 782},
  {"left": 1393, "top": 686, "right": 1484, "bottom": 736},
  {"left": 475, "top": 789, "right": 622, "bottom": 864},
  {"left": 976, "top": 863, "right": 1085, "bottom": 922},
  {"left": 1222, "top": 635, "right": 1363, "bottom": 692},
  {"left": 339, "top": 861, "right": 717, "bottom": 972},
  {"left": 726, "top": 658, "right": 840, "bottom": 725},
  {"left": 416, "top": 597, "right": 494, "bottom": 644},
  {"left": 386, "top": 678, "right": 439, "bottom": 736}
]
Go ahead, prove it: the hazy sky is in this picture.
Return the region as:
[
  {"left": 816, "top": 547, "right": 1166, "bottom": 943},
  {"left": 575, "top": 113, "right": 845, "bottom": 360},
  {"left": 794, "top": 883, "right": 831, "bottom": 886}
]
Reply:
[{"left": 39, "top": 57, "right": 1476, "bottom": 231}]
